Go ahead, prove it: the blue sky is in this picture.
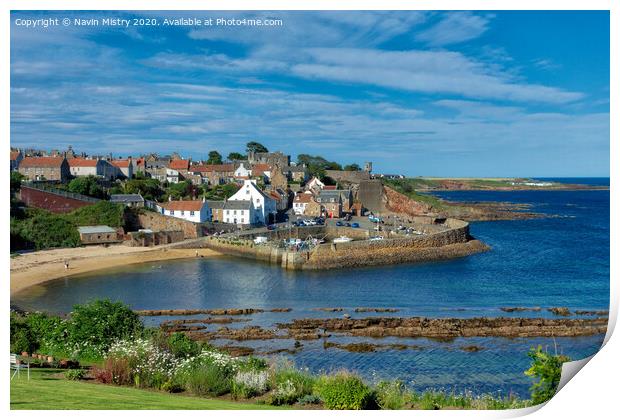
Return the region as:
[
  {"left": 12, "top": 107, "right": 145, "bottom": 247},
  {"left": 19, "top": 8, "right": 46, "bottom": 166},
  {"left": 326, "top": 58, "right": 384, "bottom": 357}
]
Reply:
[{"left": 10, "top": 10, "right": 609, "bottom": 177}]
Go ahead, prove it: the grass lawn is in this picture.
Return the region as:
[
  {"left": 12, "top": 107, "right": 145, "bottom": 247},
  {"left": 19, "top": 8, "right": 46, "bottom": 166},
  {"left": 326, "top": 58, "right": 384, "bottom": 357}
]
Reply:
[{"left": 10, "top": 369, "right": 279, "bottom": 410}]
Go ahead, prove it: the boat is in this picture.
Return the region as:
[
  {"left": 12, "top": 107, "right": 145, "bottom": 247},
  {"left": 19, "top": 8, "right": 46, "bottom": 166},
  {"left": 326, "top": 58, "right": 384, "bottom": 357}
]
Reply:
[{"left": 333, "top": 236, "right": 353, "bottom": 243}]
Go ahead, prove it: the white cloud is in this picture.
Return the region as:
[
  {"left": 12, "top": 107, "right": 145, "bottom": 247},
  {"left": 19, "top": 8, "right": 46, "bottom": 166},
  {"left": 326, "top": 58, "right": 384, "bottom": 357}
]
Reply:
[{"left": 416, "top": 12, "right": 492, "bottom": 46}]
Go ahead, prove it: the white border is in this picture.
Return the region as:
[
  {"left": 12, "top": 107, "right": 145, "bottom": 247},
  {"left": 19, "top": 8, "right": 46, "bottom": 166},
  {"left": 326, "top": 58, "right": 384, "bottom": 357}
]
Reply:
[{"left": 3, "top": 1, "right": 616, "bottom": 420}]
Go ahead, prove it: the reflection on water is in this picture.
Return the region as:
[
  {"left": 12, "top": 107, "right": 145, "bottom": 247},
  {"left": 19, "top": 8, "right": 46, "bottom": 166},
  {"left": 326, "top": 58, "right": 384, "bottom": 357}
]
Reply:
[{"left": 12, "top": 187, "right": 609, "bottom": 397}]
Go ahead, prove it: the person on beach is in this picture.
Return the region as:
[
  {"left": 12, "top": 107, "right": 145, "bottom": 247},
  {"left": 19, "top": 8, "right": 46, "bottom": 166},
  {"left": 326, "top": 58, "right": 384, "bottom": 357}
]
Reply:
[{"left": 64, "top": 260, "right": 69, "bottom": 270}]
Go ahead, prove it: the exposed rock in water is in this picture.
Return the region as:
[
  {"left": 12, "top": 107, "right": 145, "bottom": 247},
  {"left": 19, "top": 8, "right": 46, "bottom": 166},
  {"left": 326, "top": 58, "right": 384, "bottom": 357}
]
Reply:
[
  {"left": 354, "top": 308, "right": 399, "bottom": 313},
  {"left": 160, "top": 317, "right": 251, "bottom": 328},
  {"left": 270, "top": 308, "right": 293, "bottom": 313},
  {"left": 575, "top": 310, "right": 609, "bottom": 316},
  {"left": 314, "top": 308, "right": 344, "bottom": 312},
  {"left": 548, "top": 307, "right": 572, "bottom": 316},
  {"left": 218, "top": 345, "right": 255, "bottom": 357},
  {"left": 500, "top": 307, "right": 542, "bottom": 313},
  {"left": 277, "top": 316, "right": 607, "bottom": 339},
  {"left": 460, "top": 345, "right": 484, "bottom": 352}
]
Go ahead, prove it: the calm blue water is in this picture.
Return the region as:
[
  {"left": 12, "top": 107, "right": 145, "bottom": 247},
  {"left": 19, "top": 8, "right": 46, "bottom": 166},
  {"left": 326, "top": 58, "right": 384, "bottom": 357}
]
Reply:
[{"left": 12, "top": 178, "right": 609, "bottom": 397}]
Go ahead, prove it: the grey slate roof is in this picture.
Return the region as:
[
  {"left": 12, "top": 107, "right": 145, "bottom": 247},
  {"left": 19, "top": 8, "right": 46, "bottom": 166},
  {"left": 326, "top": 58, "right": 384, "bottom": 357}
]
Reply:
[
  {"left": 78, "top": 225, "right": 117, "bottom": 234},
  {"left": 110, "top": 194, "right": 145, "bottom": 204},
  {"left": 317, "top": 190, "right": 342, "bottom": 202},
  {"left": 224, "top": 200, "right": 252, "bottom": 210},
  {"left": 207, "top": 200, "right": 226, "bottom": 209}
]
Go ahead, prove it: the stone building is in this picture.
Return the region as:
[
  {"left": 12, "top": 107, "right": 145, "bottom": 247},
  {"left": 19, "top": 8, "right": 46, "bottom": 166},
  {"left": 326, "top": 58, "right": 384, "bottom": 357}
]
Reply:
[
  {"left": 316, "top": 190, "right": 342, "bottom": 218},
  {"left": 248, "top": 150, "right": 290, "bottom": 168},
  {"left": 68, "top": 158, "right": 116, "bottom": 180},
  {"left": 110, "top": 159, "right": 134, "bottom": 179},
  {"left": 18, "top": 156, "right": 70, "bottom": 182},
  {"left": 78, "top": 225, "right": 121, "bottom": 245},
  {"left": 269, "top": 165, "right": 289, "bottom": 190},
  {"left": 207, "top": 200, "right": 226, "bottom": 222}
]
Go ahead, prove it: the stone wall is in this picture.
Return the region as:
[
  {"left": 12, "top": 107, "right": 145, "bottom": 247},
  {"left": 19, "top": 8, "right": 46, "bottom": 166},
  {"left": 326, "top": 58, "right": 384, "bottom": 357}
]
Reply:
[
  {"left": 201, "top": 218, "right": 478, "bottom": 270},
  {"left": 135, "top": 211, "right": 201, "bottom": 239},
  {"left": 358, "top": 179, "right": 384, "bottom": 212},
  {"left": 125, "top": 230, "right": 185, "bottom": 247},
  {"left": 19, "top": 185, "right": 96, "bottom": 213}
]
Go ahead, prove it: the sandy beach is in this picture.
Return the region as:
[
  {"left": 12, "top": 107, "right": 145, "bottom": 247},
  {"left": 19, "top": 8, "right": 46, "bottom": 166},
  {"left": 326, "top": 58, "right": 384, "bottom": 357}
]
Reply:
[{"left": 10, "top": 244, "right": 222, "bottom": 296}]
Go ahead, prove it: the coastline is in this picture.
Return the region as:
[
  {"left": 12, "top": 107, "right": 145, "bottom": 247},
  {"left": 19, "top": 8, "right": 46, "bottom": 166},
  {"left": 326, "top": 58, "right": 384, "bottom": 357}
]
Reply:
[{"left": 10, "top": 244, "right": 222, "bottom": 296}]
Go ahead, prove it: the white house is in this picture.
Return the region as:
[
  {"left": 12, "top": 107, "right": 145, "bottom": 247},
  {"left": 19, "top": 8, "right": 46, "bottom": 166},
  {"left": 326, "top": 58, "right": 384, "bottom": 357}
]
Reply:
[
  {"left": 306, "top": 176, "right": 325, "bottom": 192},
  {"left": 234, "top": 163, "right": 252, "bottom": 178},
  {"left": 228, "top": 179, "right": 277, "bottom": 225},
  {"left": 222, "top": 200, "right": 254, "bottom": 225},
  {"left": 158, "top": 198, "right": 210, "bottom": 223},
  {"left": 293, "top": 191, "right": 314, "bottom": 215},
  {"left": 110, "top": 159, "right": 134, "bottom": 179},
  {"left": 166, "top": 168, "right": 182, "bottom": 183},
  {"left": 68, "top": 158, "right": 116, "bottom": 180}
]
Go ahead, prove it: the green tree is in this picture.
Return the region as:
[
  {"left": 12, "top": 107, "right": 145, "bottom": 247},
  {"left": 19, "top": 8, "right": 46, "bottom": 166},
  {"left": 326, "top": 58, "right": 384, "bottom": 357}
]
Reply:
[
  {"left": 227, "top": 152, "right": 247, "bottom": 161},
  {"left": 524, "top": 345, "right": 571, "bottom": 404},
  {"left": 166, "top": 180, "right": 194, "bottom": 200},
  {"left": 67, "top": 175, "right": 106, "bottom": 199},
  {"left": 246, "top": 141, "right": 268, "bottom": 154},
  {"left": 10, "top": 171, "right": 25, "bottom": 191},
  {"left": 207, "top": 151, "right": 223, "bottom": 164},
  {"left": 297, "top": 154, "right": 342, "bottom": 178},
  {"left": 344, "top": 163, "right": 361, "bottom": 171},
  {"left": 123, "top": 178, "right": 164, "bottom": 201}
]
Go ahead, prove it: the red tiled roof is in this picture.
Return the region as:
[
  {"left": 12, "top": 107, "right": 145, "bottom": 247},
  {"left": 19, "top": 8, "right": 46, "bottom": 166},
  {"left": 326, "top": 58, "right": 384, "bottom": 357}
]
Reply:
[
  {"left": 160, "top": 200, "right": 206, "bottom": 211},
  {"left": 294, "top": 193, "right": 314, "bottom": 203},
  {"left": 269, "top": 191, "right": 282, "bottom": 201},
  {"left": 19, "top": 156, "right": 65, "bottom": 168},
  {"left": 68, "top": 158, "right": 99, "bottom": 167},
  {"left": 252, "top": 163, "right": 272, "bottom": 176},
  {"left": 110, "top": 159, "right": 131, "bottom": 168},
  {"left": 169, "top": 159, "right": 190, "bottom": 170},
  {"left": 10, "top": 151, "right": 21, "bottom": 161},
  {"left": 323, "top": 185, "right": 337, "bottom": 190}
]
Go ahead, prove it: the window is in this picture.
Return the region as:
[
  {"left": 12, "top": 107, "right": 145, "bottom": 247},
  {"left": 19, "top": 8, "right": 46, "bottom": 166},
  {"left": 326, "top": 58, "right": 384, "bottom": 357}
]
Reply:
[
  {"left": 233, "top": 210, "right": 237, "bottom": 215},
  {"left": 181, "top": 210, "right": 185, "bottom": 215},
  {"left": 170, "top": 210, "right": 175, "bottom": 215},
  {"left": 226, "top": 210, "right": 230, "bottom": 215},
  {"left": 256, "top": 199, "right": 260, "bottom": 203},
  {"left": 190, "top": 211, "right": 195, "bottom": 216},
  {"left": 246, "top": 190, "right": 250, "bottom": 194},
  {"left": 241, "top": 218, "right": 244, "bottom": 223}
]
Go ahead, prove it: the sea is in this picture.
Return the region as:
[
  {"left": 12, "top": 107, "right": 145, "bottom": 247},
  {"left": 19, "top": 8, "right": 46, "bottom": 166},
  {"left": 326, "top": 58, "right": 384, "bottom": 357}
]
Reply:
[{"left": 11, "top": 177, "right": 610, "bottom": 398}]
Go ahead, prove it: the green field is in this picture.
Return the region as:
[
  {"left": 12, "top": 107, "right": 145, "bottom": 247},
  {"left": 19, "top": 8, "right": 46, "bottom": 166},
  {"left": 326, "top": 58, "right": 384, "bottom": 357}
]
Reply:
[{"left": 10, "top": 369, "right": 277, "bottom": 410}]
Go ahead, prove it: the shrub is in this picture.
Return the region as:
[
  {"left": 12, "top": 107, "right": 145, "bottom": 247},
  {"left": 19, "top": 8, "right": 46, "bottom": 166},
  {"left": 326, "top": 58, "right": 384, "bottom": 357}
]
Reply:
[
  {"left": 64, "top": 369, "right": 86, "bottom": 381},
  {"left": 105, "top": 338, "right": 178, "bottom": 389},
  {"left": 232, "top": 370, "right": 271, "bottom": 399},
  {"left": 10, "top": 313, "right": 38, "bottom": 354},
  {"left": 314, "top": 372, "right": 376, "bottom": 410},
  {"left": 376, "top": 380, "right": 408, "bottom": 410},
  {"left": 269, "top": 368, "right": 316, "bottom": 406},
  {"left": 166, "top": 332, "right": 200, "bottom": 359},
  {"left": 297, "top": 394, "right": 322, "bottom": 406},
  {"left": 183, "top": 363, "right": 233, "bottom": 396},
  {"left": 524, "top": 345, "right": 570, "bottom": 405},
  {"left": 67, "top": 300, "right": 143, "bottom": 357},
  {"left": 174, "top": 349, "right": 239, "bottom": 397}
]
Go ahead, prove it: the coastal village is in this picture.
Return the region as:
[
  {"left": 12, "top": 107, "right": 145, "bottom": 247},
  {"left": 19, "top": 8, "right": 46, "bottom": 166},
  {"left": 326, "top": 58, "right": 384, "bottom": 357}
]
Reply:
[{"left": 9, "top": 142, "right": 421, "bottom": 247}]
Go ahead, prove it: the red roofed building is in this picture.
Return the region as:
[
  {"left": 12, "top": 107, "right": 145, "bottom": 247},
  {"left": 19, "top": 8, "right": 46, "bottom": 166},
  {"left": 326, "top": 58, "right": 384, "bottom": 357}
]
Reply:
[
  {"left": 18, "top": 156, "right": 70, "bottom": 182},
  {"left": 169, "top": 159, "right": 190, "bottom": 172},
  {"left": 159, "top": 198, "right": 211, "bottom": 223},
  {"left": 293, "top": 191, "right": 315, "bottom": 215},
  {"left": 110, "top": 159, "right": 134, "bottom": 179},
  {"left": 251, "top": 163, "right": 272, "bottom": 177}
]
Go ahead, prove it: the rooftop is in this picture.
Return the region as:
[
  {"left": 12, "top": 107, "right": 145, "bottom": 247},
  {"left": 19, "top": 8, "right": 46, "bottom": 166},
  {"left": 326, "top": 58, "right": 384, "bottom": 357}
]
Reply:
[
  {"left": 110, "top": 194, "right": 145, "bottom": 203},
  {"left": 169, "top": 159, "right": 190, "bottom": 170},
  {"left": 224, "top": 200, "right": 252, "bottom": 210},
  {"left": 160, "top": 200, "right": 206, "bottom": 211},
  {"left": 110, "top": 159, "right": 131, "bottom": 168},
  {"left": 68, "top": 158, "right": 99, "bottom": 167},
  {"left": 19, "top": 156, "right": 65, "bottom": 168},
  {"left": 77, "top": 225, "right": 117, "bottom": 234}
]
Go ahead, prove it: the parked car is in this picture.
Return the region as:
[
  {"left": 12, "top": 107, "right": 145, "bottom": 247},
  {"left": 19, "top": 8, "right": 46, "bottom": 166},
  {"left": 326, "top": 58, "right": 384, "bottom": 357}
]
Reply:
[
  {"left": 336, "top": 221, "right": 344, "bottom": 226},
  {"left": 345, "top": 222, "right": 351, "bottom": 227},
  {"left": 267, "top": 224, "right": 276, "bottom": 230},
  {"left": 351, "top": 222, "right": 360, "bottom": 228}
]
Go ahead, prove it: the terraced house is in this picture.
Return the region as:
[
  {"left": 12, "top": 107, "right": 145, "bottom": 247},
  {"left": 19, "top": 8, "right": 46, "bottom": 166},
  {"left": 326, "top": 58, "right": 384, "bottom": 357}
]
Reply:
[
  {"left": 18, "top": 156, "right": 70, "bottom": 182},
  {"left": 158, "top": 199, "right": 211, "bottom": 223}
]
